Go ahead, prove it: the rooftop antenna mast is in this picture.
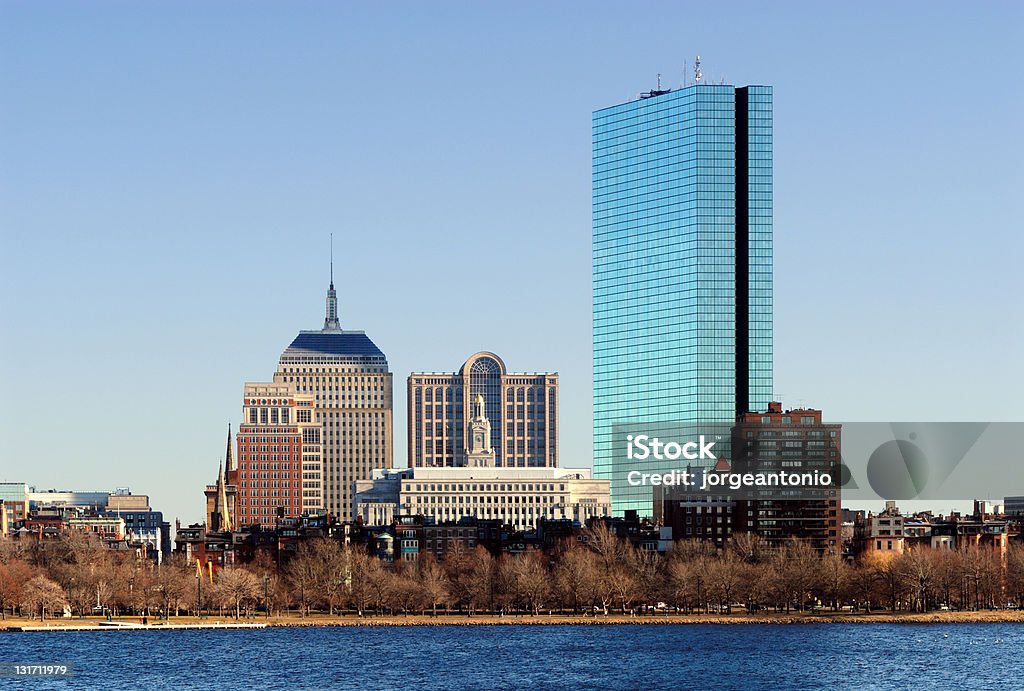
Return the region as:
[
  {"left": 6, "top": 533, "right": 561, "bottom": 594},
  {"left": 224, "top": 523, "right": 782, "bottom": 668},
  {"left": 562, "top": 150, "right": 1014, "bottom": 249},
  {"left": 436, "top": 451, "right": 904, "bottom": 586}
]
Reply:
[
  {"left": 694, "top": 55, "right": 702, "bottom": 84},
  {"left": 330, "top": 232, "right": 334, "bottom": 286}
]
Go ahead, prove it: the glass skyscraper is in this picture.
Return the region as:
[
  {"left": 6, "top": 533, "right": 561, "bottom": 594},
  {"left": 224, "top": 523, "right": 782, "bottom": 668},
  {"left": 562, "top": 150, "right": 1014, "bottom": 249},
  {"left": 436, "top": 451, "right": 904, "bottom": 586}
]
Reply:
[{"left": 593, "top": 83, "right": 773, "bottom": 515}]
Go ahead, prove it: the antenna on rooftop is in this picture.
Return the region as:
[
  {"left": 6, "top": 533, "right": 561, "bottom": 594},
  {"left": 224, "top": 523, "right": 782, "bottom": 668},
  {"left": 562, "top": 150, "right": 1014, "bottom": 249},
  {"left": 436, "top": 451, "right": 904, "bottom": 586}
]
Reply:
[
  {"left": 657, "top": 73, "right": 662, "bottom": 90},
  {"left": 694, "top": 55, "right": 702, "bottom": 84}
]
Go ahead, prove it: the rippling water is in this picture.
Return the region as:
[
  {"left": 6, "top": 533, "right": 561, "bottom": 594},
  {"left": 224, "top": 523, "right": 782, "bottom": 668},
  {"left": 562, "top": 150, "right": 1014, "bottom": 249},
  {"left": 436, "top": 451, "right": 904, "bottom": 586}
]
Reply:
[{"left": 2, "top": 623, "right": 1021, "bottom": 689}]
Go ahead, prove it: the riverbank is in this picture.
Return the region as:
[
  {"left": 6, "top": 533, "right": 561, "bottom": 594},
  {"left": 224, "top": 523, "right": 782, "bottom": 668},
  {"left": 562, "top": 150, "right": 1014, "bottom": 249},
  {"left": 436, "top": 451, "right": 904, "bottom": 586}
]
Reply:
[
  {"left": 3, "top": 610, "right": 1023, "bottom": 631},
  {"left": 9, "top": 621, "right": 266, "bottom": 632}
]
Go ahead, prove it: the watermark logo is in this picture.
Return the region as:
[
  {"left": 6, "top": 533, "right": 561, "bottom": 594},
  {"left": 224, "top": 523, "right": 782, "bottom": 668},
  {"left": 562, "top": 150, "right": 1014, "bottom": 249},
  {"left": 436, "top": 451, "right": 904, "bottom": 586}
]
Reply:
[
  {"left": 626, "top": 434, "right": 718, "bottom": 461},
  {"left": 610, "top": 420, "right": 1018, "bottom": 501}
]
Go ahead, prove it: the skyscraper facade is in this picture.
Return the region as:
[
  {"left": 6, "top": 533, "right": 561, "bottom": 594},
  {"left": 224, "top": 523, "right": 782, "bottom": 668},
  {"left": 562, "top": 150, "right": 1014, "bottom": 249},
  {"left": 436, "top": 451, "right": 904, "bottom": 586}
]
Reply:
[
  {"left": 593, "top": 81, "right": 773, "bottom": 515},
  {"left": 407, "top": 352, "right": 558, "bottom": 468},
  {"left": 271, "top": 275, "right": 393, "bottom": 522}
]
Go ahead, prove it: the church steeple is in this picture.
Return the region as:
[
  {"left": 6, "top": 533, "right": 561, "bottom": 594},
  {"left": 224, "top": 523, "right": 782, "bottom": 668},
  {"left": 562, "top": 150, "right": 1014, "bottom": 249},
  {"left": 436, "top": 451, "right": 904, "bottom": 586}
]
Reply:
[
  {"left": 224, "top": 423, "right": 233, "bottom": 477},
  {"left": 216, "top": 464, "right": 232, "bottom": 532},
  {"left": 324, "top": 233, "right": 341, "bottom": 331}
]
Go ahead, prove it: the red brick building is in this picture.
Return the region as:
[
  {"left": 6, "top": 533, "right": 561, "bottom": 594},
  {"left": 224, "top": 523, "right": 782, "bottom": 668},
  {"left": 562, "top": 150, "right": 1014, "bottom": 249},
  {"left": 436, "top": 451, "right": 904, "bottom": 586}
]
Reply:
[
  {"left": 660, "top": 402, "right": 842, "bottom": 553},
  {"left": 235, "top": 384, "right": 323, "bottom": 527}
]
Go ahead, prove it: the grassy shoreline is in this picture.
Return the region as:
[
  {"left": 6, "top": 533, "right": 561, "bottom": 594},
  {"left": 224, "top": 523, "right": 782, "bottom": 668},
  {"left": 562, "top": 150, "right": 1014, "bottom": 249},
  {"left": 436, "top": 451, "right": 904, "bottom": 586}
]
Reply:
[{"left": 3, "top": 610, "right": 1023, "bottom": 630}]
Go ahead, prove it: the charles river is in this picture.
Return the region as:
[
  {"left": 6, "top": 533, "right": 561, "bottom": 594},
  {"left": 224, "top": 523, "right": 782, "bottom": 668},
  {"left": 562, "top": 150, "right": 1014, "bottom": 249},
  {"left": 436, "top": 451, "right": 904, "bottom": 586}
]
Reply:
[{"left": 2, "top": 624, "right": 1021, "bottom": 689}]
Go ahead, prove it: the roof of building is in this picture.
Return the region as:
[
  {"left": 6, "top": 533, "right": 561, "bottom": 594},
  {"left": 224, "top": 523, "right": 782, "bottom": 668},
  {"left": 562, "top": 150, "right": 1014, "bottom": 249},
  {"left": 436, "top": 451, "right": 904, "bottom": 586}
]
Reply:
[{"left": 280, "top": 330, "right": 386, "bottom": 360}]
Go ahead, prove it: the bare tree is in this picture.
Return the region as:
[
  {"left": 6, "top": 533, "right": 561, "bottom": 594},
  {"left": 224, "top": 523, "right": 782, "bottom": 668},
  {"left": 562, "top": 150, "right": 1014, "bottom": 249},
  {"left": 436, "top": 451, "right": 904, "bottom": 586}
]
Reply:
[
  {"left": 706, "top": 550, "right": 741, "bottom": 613},
  {"left": 1007, "top": 543, "right": 1024, "bottom": 608},
  {"left": 22, "top": 574, "right": 67, "bottom": 621},
  {"left": 819, "top": 552, "right": 850, "bottom": 611},
  {"left": 554, "top": 544, "right": 597, "bottom": 614},
  {"left": 511, "top": 553, "right": 550, "bottom": 615},
  {"left": 586, "top": 523, "right": 628, "bottom": 573},
  {"left": 387, "top": 567, "right": 425, "bottom": 615},
  {"left": 294, "top": 538, "right": 348, "bottom": 615},
  {"left": 346, "top": 549, "right": 373, "bottom": 616},
  {"left": 960, "top": 545, "right": 1001, "bottom": 610},
  {"left": 667, "top": 541, "right": 715, "bottom": 613},
  {"left": 729, "top": 533, "right": 769, "bottom": 564},
  {"left": 419, "top": 556, "right": 451, "bottom": 615},
  {"left": 216, "top": 568, "right": 262, "bottom": 619},
  {"left": 863, "top": 551, "right": 904, "bottom": 612},
  {"left": 464, "top": 547, "right": 495, "bottom": 614},
  {"left": 930, "top": 548, "right": 961, "bottom": 610},
  {"left": 286, "top": 540, "right": 320, "bottom": 616},
  {"left": 441, "top": 540, "right": 472, "bottom": 610},
  {"left": 898, "top": 547, "right": 936, "bottom": 612},
  {"left": 779, "top": 538, "right": 822, "bottom": 611},
  {"left": 155, "top": 558, "right": 194, "bottom": 617}
]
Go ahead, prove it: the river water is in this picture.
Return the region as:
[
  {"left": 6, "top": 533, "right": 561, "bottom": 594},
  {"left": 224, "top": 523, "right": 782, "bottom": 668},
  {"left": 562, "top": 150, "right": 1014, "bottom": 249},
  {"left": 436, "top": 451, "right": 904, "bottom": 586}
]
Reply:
[{"left": 1, "top": 623, "right": 1020, "bottom": 689}]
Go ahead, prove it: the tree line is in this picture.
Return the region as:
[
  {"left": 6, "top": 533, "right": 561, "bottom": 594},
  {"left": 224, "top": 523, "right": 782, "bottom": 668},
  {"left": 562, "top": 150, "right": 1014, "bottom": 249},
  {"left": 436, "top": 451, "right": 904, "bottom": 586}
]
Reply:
[{"left": 2, "top": 528, "right": 1022, "bottom": 620}]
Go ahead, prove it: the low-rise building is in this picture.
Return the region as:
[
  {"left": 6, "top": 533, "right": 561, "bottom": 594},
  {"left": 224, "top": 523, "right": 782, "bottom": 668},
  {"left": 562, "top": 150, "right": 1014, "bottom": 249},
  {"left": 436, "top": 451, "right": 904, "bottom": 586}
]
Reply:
[
  {"left": 354, "top": 465, "right": 610, "bottom": 531},
  {"left": 68, "top": 515, "right": 126, "bottom": 541},
  {"left": 0, "top": 483, "right": 30, "bottom": 524},
  {"left": 355, "top": 394, "right": 609, "bottom": 531},
  {"left": 862, "top": 501, "right": 906, "bottom": 554},
  {"left": 4, "top": 485, "right": 170, "bottom": 562}
]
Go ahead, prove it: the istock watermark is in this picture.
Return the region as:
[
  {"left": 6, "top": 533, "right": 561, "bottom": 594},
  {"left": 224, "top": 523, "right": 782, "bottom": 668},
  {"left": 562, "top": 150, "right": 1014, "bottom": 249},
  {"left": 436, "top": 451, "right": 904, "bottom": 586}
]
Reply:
[
  {"left": 625, "top": 434, "right": 717, "bottom": 461},
  {"left": 626, "top": 468, "right": 833, "bottom": 491},
  {"left": 608, "top": 421, "right": 1024, "bottom": 501}
]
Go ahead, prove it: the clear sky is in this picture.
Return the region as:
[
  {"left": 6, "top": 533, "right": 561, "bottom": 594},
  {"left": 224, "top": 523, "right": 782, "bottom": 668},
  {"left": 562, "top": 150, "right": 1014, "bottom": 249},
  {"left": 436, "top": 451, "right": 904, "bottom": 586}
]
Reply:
[{"left": 2, "top": 1, "right": 1021, "bottom": 527}]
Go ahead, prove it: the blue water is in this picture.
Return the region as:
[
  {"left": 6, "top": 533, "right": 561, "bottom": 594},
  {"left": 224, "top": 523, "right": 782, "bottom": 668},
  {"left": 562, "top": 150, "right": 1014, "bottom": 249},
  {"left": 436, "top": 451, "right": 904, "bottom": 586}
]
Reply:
[{"left": 1, "top": 624, "right": 1021, "bottom": 689}]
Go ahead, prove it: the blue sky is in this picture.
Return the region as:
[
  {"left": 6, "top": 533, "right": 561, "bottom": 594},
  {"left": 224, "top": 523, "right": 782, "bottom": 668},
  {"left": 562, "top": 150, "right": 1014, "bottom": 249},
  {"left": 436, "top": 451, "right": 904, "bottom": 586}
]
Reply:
[{"left": 2, "top": 1, "right": 1021, "bottom": 526}]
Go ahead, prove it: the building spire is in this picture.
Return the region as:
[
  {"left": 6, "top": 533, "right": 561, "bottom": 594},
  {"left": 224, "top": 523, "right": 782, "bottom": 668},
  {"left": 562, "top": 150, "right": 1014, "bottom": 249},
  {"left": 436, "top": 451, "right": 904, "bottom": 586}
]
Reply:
[
  {"left": 217, "top": 463, "right": 232, "bottom": 532},
  {"left": 224, "top": 422, "right": 233, "bottom": 476},
  {"left": 324, "top": 233, "right": 341, "bottom": 331}
]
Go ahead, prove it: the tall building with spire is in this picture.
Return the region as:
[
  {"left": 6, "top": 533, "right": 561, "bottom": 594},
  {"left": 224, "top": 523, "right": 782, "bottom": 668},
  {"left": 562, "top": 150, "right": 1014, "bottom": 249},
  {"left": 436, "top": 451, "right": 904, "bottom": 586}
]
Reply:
[{"left": 270, "top": 261, "right": 393, "bottom": 522}]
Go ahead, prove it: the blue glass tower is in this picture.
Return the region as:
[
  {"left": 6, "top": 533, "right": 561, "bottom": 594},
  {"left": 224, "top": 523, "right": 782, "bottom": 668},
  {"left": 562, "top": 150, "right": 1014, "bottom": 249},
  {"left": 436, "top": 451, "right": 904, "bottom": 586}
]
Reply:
[{"left": 593, "top": 82, "right": 773, "bottom": 515}]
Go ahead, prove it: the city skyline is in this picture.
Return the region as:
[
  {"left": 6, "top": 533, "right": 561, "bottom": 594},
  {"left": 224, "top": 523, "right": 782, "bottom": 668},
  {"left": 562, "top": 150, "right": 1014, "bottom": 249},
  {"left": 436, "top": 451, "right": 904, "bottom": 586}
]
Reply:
[{"left": 2, "top": 3, "right": 1022, "bottom": 527}]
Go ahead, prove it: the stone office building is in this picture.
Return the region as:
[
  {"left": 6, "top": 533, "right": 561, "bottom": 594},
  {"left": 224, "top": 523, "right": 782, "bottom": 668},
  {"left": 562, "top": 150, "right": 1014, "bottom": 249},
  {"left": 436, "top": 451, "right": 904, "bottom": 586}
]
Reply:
[
  {"left": 265, "top": 268, "right": 394, "bottom": 522},
  {"left": 408, "top": 351, "right": 558, "bottom": 468}
]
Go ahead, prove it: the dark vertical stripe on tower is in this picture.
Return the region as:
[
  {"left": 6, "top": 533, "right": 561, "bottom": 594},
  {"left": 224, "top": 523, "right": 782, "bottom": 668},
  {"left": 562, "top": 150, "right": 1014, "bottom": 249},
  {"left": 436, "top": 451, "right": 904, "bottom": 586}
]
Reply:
[{"left": 734, "top": 87, "right": 750, "bottom": 417}]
